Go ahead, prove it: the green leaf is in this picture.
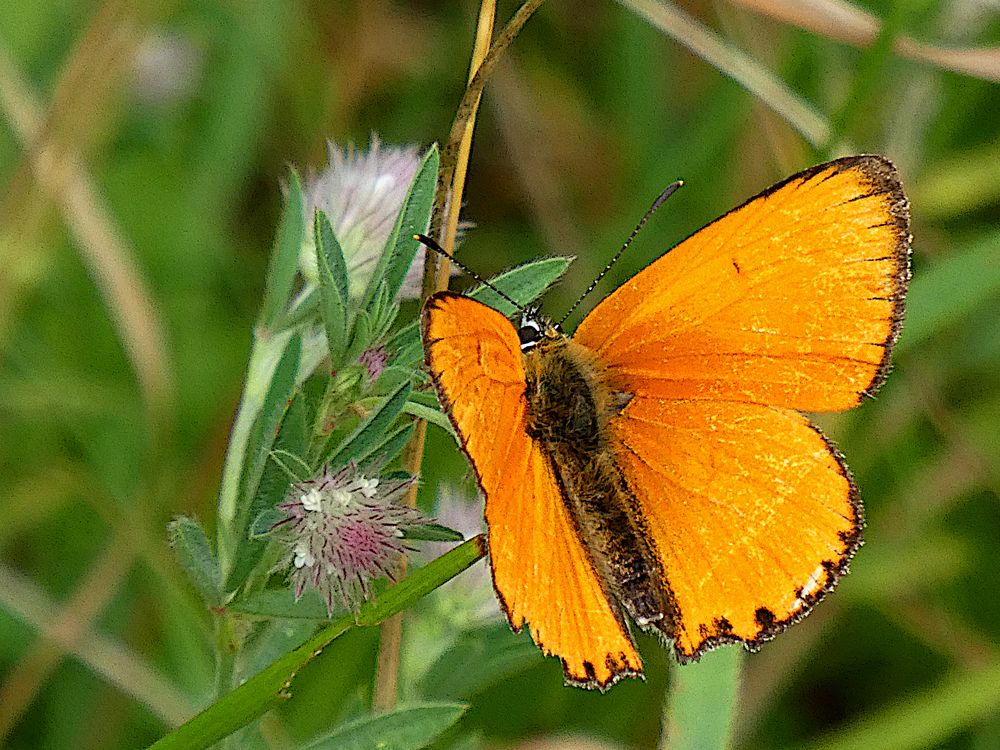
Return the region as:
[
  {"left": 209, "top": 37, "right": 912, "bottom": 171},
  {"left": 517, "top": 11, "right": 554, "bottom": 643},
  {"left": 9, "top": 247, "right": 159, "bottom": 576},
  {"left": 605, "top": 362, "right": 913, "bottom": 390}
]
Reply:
[
  {"left": 361, "top": 145, "right": 440, "bottom": 311},
  {"left": 344, "top": 308, "right": 373, "bottom": 364},
  {"left": 368, "top": 276, "right": 392, "bottom": 323},
  {"left": 239, "top": 619, "right": 318, "bottom": 685},
  {"left": 367, "top": 281, "right": 399, "bottom": 343},
  {"left": 897, "top": 230, "right": 1000, "bottom": 353},
  {"left": 662, "top": 646, "right": 742, "bottom": 750},
  {"left": 467, "top": 255, "right": 573, "bottom": 317},
  {"left": 403, "top": 399, "right": 455, "bottom": 438},
  {"left": 325, "top": 380, "right": 412, "bottom": 468},
  {"left": 404, "top": 389, "right": 440, "bottom": 408},
  {"left": 420, "top": 621, "right": 540, "bottom": 699},
  {"left": 269, "top": 448, "right": 312, "bottom": 482},
  {"left": 272, "top": 287, "right": 319, "bottom": 333},
  {"left": 388, "top": 255, "right": 573, "bottom": 365},
  {"left": 248, "top": 508, "right": 285, "bottom": 537},
  {"left": 228, "top": 587, "right": 332, "bottom": 620},
  {"left": 387, "top": 324, "right": 425, "bottom": 368},
  {"left": 241, "top": 335, "right": 301, "bottom": 510},
  {"left": 259, "top": 170, "right": 305, "bottom": 328},
  {"left": 361, "top": 365, "right": 411, "bottom": 396},
  {"left": 148, "top": 537, "right": 486, "bottom": 750},
  {"left": 315, "top": 211, "right": 350, "bottom": 367},
  {"left": 401, "top": 523, "right": 464, "bottom": 542},
  {"left": 303, "top": 703, "right": 467, "bottom": 750},
  {"left": 168, "top": 517, "right": 222, "bottom": 607},
  {"left": 359, "top": 422, "right": 414, "bottom": 470}
]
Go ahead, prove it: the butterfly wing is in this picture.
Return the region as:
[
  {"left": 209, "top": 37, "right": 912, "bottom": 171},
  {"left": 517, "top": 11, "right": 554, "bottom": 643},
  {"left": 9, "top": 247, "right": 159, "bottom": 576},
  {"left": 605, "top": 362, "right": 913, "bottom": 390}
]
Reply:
[
  {"left": 423, "top": 291, "right": 642, "bottom": 687},
  {"left": 574, "top": 155, "right": 909, "bottom": 659},
  {"left": 575, "top": 155, "right": 909, "bottom": 412},
  {"left": 609, "top": 399, "right": 860, "bottom": 658}
]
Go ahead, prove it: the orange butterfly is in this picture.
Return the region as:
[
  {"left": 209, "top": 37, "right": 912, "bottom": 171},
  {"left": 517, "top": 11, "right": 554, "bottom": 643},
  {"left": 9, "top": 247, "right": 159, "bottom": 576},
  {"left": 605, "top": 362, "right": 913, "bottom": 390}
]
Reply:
[{"left": 422, "top": 155, "right": 910, "bottom": 690}]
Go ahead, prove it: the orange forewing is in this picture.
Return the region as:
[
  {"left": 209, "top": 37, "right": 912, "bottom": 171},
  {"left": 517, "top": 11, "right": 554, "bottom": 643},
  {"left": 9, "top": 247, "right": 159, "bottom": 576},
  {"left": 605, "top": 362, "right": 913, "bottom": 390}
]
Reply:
[
  {"left": 422, "top": 293, "right": 641, "bottom": 688},
  {"left": 574, "top": 156, "right": 909, "bottom": 412}
]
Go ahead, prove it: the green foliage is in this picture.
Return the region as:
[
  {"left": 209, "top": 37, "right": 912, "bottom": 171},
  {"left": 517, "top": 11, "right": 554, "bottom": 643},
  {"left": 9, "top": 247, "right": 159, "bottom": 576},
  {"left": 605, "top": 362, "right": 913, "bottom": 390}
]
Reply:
[
  {"left": 168, "top": 517, "right": 223, "bottom": 608},
  {"left": 322, "top": 380, "right": 413, "bottom": 468},
  {"left": 151, "top": 539, "right": 485, "bottom": 750},
  {"left": 419, "top": 622, "right": 542, "bottom": 700},
  {"left": 314, "top": 210, "right": 350, "bottom": 366},
  {"left": 899, "top": 230, "right": 1000, "bottom": 352},
  {"left": 224, "top": 333, "right": 302, "bottom": 593},
  {"left": 260, "top": 170, "right": 307, "bottom": 328},
  {"left": 663, "top": 648, "right": 741, "bottom": 750},
  {"left": 388, "top": 255, "right": 573, "bottom": 367},
  {"left": 302, "top": 703, "right": 467, "bottom": 750},
  {"left": 401, "top": 523, "right": 465, "bottom": 542},
  {"left": 2, "top": 1, "right": 999, "bottom": 749}
]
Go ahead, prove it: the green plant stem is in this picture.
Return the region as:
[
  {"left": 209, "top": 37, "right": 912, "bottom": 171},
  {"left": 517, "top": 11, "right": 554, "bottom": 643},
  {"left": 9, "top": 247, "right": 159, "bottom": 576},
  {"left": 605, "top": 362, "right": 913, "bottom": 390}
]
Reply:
[
  {"left": 661, "top": 646, "right": 743, "bottom": 750},
  {"left": 150, "top": 536, "right": 487, "bottom": 750},
  {"left": 423, "top": 0, "right": 546, "bottom": 294},
  {"left": 213, "top": 613, "right": 238, "bottom": 697},
  {"left": 821, "top": 0, "right": 907, "bottom": 159},
  {"left": 214, "top": 607, "right": 243, "bottom": 750},
  {"left": 372, "top": 0, "right": 500, "bottom": 716},
  {"left": 215, "top": 329, "right": 294, "bottom": 573}
]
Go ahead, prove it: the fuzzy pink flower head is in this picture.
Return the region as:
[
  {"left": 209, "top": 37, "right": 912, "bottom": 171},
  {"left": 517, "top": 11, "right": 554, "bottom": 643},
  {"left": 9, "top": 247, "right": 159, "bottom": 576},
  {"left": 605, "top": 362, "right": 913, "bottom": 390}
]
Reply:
[
  {"left": 358, "top": 345, "right": 389, "bottom": 383},
  {"left": 301, "top": 137, "right": 427, "bottom": 299},
  {"left": 273, "top": 465, "right": 426, "bottom": 614}
]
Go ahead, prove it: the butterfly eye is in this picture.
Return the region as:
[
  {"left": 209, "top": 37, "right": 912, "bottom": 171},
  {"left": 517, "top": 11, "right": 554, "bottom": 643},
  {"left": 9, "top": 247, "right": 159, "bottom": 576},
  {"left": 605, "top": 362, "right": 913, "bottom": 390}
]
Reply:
[{"left": 518, "top": 321, "right": 542, "bottom": 351}]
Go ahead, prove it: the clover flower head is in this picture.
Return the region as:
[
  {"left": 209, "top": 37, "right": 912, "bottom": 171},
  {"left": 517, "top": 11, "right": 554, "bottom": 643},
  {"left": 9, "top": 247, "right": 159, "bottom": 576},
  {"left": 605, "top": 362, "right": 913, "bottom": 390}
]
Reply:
[
  {"left": 301, "top": 137, "right": 426, "bottom": 299},
  {"left": 358, "top": 345, "right": 389, "bottom": 383},
  {"left": 273, "top": 464, "right": 425, "bottom": 613}
]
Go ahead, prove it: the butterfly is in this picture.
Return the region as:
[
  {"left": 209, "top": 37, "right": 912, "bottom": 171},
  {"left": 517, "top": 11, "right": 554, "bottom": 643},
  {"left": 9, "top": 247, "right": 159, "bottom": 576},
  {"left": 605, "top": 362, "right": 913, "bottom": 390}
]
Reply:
[{"left": 421, "top": 155, "right": 910, "bottom": 690}]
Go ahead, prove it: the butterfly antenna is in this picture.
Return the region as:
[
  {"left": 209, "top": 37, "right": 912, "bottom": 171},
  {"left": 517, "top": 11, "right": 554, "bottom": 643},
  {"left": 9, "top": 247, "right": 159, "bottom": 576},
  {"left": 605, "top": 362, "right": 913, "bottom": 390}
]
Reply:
[
  {"left": 414, "top": 234, "right": 526, "bottom": 314},
  {"left": 557, "top": 180, "right": 683, "bottom": 328}
]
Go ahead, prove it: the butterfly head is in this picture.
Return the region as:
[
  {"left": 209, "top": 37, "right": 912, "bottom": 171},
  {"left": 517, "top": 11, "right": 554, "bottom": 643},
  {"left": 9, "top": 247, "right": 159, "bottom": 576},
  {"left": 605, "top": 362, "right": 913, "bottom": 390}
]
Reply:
[{"left": 517, "top": 308, "right": 562, "bottom": 353}]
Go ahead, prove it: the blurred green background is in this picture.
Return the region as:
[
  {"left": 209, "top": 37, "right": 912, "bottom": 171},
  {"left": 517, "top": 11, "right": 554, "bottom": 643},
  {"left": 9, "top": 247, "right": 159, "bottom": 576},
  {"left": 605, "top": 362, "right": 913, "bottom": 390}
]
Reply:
[{"left": 2, "top": 0, "right": 999, "bottom": 748}]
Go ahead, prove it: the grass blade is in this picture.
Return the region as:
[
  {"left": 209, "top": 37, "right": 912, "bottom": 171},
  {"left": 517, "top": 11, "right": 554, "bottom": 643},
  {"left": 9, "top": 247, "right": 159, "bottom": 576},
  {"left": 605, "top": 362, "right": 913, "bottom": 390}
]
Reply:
[{"left": 661, "top": 647, "right": 742, "bottom": 750}]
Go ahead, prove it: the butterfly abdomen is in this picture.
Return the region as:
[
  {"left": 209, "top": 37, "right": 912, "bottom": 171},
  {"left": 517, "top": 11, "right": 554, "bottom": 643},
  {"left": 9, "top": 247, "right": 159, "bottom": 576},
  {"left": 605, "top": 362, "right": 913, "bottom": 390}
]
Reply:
[{"left": 523, "top": 337, "right": 674, "bottom": 629}]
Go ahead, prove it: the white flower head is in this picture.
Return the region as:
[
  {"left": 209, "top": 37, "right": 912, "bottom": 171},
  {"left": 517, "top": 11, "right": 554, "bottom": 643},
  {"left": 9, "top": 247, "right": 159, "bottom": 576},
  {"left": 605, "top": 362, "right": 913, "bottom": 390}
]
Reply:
[
  {"left": 300, "top": 488, "right": 323, "bottom": 512},
  {"left": 301, "top": 137, "right": 427, "bottom": 299}
]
